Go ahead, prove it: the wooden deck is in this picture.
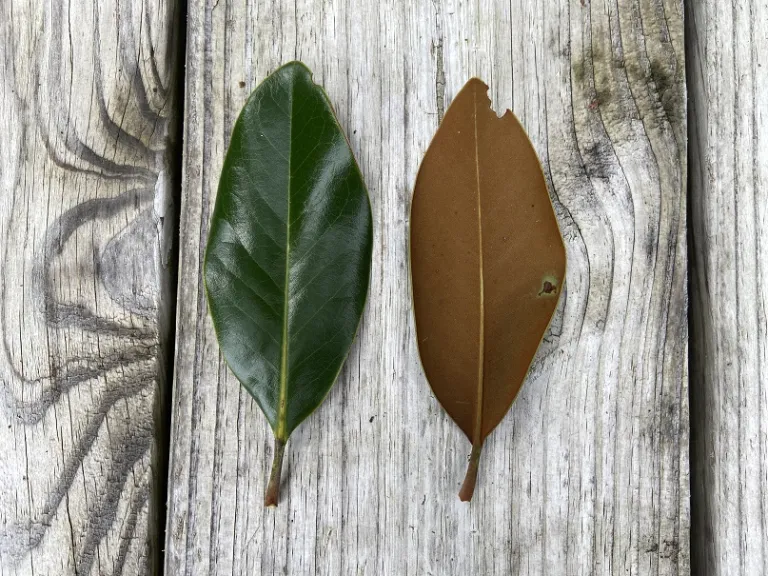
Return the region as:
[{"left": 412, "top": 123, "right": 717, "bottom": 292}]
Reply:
[{"left": 0, "top": 0, "right": 761, "bottom": 574}]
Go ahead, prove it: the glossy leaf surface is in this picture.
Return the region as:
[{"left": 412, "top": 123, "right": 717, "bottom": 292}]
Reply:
[
  {"left": 410, "top": 78, "right": 566, "bottom": 501},
  {"left": 204, "top": 62, "right": 373, "bottom": 505}
]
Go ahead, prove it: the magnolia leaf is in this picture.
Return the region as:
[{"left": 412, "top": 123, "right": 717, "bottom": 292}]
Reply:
[
  {"left": 410, "top": 78, "right": 566, "bottom": 501},
  {"left": 204, "top": 62, "right": 373, "bottom": 506}
]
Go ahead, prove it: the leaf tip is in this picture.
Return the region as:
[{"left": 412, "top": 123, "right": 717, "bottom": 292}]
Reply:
[
  {"left": 465, "top": 77, "right": 512, "bottom": 120},
  {"left": 269, "top": 60, "right": 316, "bottom": 89},
  {"left": 466, "top": 76, "right": 489, "bottom": 92}
]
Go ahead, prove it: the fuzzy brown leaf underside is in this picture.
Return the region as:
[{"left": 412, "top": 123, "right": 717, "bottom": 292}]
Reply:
[{"left": 409, "top": 78, "right": 566, "bottom": 501}]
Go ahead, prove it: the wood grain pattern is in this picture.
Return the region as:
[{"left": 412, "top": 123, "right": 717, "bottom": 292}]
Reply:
[
  {"left": 166, "top": 0, "right": 689, "bottom": 574},
  {"left": 0, "top": 0, "right": 180, "bottom": 574},
  {"left": 688, "top": 0, "right": 768, "bottom": 573}
]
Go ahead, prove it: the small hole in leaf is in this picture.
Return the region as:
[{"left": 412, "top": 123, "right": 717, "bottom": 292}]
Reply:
[{"left": 538, "top": 280, "right": 558, "bottom": 296}]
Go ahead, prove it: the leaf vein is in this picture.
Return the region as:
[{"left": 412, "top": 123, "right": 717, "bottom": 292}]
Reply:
[
  {"left": 218, "top": 293, "right": 282, "bottom": 353},
  {"left": 290, "top": 177, "right": 355, "bottom": 265},
  {"left": 208, "top": 252, "right": 282, "bottom": 318},
  {"left": 215, "top": 224, "right": 283, "bottom": 291},
  {"left": 291, "top": 281, "right": 353, "bottom": 339}
]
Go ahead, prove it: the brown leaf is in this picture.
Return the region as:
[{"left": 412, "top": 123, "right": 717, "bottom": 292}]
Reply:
[{"left": 410, "top": 78, "right": 566, "bottom": 501}]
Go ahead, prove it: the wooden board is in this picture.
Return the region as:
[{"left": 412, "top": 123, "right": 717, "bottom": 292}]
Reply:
[
  {"left": 0, "top": 0, "right": 180, "bottom": 574},
  {"left": 166, "top": 0, "right": 689, "bottom": 573},
  {"left": 688, "top": 0, "right": 768, "bottom": 573}
]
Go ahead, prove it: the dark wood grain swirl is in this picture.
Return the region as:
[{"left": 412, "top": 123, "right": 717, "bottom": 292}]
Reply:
[{"left": 0, "top": 0, "right": 180, "bottom": 573}]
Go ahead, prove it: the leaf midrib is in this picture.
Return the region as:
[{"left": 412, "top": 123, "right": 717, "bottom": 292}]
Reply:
[
  {"left": 276, "top": 79, "right": 295, "bottom": 440},
  {"left": 472, "top": 84, "right": 485, "bottom": 447}
]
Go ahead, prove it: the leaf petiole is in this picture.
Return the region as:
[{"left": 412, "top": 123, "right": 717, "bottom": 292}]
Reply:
[
  {"left": 458, "top": 440, "right": 484, "bottom": 502},
  {"left": 265, "top": 437, "right": 287, "bottom": 507}
]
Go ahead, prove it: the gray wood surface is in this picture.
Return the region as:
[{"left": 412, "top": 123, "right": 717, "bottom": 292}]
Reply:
[
  {"left": 166, "top": 0, "right": 689, "bottom": 574},
  {"left": 688, "top": 0, "right": 768, "bottom": 574},
  {"left": 0, "top": 0, "right": 180, "bottom": 574}
]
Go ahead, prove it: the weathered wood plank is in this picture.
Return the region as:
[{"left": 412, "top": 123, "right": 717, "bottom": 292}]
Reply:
[
  {"left": 688, "top": 0, "right": 768, "bottom": 573},
  {"left": 167, "top": 0, "right": 689, "bottom": 574},
  {"left": 0, "top": 0, "right": 180, "bottom": 574}
]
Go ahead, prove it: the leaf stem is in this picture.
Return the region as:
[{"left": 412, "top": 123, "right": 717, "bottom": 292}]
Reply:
[
  {"left": 458, "top": 441, "right": 483, "bottom": 502},
  {"left": 264, "top": 437, "right": 287, "bottom": 507}
]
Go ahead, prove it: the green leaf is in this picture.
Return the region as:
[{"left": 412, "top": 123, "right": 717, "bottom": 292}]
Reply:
[{"left": 204, "top": 62, "right": 373, "bottom": 506}]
